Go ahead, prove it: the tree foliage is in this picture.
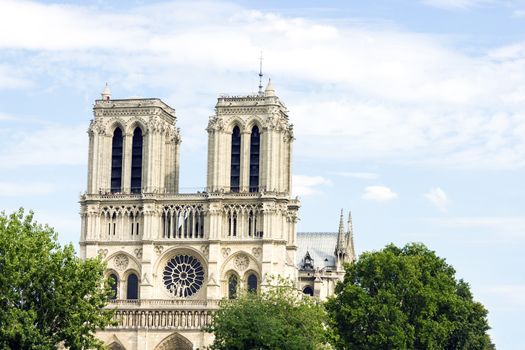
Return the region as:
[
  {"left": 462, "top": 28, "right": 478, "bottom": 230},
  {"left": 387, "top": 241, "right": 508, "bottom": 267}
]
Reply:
[
  {"left": 204, "top": 276, "right": 328, "bottom": 350},
  {"left": 0, "top": 209, "right": 114, "bottom": 350},
  {"left": 326, "top": 243, "right": 492, "bottom": 350}
]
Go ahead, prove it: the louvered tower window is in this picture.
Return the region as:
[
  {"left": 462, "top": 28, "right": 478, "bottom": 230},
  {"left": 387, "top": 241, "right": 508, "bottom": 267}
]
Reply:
[
  {"left": 249, "top": 126, "right": 260, "bottom": 192},
  {"left": 230, "top": 126, "right": 241, "bottom": 192},
  {"left": 110, "top": 128, "right": 123, "bottom": 193},
  {"left": 130, "top": 128, "right": 143, "bottom": 193}
]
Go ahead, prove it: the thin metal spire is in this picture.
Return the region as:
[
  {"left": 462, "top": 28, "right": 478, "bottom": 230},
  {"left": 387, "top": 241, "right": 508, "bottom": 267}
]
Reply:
[{"left": 258, "top": 51, "right": 264, "bottom": 95}]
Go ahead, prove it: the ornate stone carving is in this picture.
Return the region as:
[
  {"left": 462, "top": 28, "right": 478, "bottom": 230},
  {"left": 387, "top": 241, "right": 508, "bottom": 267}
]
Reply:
[
  {"left": 114, "top": 254, "right": 129, "bottom": 271},
  {"left": 146, "top": 116, "right": 170, "bottom": 134},
  {"left": 163, "top": 255, "right": 205, "bottom": 298},
  {"left": 88, "top": 119, "right": 106, "bottom": 136},
  {"left": 134, "top": 248, "right": 143, "bottom": 259},
  {"left": 154, "top": 245, "right": 164, "bottom": 256},
  {"left": 234, "top": 254, "right": 249, "bottom": 271},
  {"left": 97, "top": 248, "right": 108, "bottom": 258},
  {"left": 206, "top": 116, "right": 224, "bottom": 132},
  {"left": 252, "top": 247, "right": 262, "bottom": 259},
  {"left": 221, "top": 248, "right": 231, "bottom": 258},
  {"left": 167, "top": 125, "right": 181, "bottom": 143},
  {"left": 200, "top": 245, "right": 209, "bottom": 259},
  {"left": 208, "top": 272, "right": 218, "bottom": 286},
  {"left": 142, "top": 272, "right": 151, "bottom": 285}
]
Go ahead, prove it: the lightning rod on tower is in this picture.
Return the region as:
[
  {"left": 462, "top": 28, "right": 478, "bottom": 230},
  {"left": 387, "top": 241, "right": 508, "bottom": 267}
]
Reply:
[{"left": 258, "top": 51, "right": 264, "bottom": 95}]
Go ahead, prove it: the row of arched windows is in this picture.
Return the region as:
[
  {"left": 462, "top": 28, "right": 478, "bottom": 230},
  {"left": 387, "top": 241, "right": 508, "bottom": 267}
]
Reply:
[
  {"left": 108, "top": 272, "right": 139, "bottom": 300},
  {"left": 111, "top": 127, "right": 143, "bottom": 193},
  {"left": 109, "top": 271, "right": 260, "bottom": 300},
  {"left": 230, "top": 126, "right": 260, "bottom": 192},
  {"left": 227, "top": 273, "right": 258, "bottom": 299}
]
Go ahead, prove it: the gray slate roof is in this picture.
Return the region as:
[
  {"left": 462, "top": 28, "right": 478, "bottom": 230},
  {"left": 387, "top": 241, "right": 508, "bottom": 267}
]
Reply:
[{"left": 296, "top": 232, "right": 337, "bottom": 269}]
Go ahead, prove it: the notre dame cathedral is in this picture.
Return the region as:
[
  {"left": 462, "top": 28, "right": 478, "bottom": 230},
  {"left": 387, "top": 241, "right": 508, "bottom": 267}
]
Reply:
[{"left": 79, "top": 80, "right": 356, "bottom": 349}]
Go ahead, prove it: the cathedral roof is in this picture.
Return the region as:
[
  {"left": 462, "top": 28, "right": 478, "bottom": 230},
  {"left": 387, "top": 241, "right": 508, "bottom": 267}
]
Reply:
[{"left": 296, "top": 232, "right": 338, "bottom": 269}]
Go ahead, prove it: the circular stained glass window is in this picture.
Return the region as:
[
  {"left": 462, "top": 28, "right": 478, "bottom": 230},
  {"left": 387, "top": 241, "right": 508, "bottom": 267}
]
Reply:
[{"left": 163, "top": 254, "right": 205, "bottom": 298}]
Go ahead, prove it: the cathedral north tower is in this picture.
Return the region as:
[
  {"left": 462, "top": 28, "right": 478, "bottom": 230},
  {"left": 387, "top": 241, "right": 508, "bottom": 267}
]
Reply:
[{"left": 206, "top": 80, "right": 293, "bottom": 194}]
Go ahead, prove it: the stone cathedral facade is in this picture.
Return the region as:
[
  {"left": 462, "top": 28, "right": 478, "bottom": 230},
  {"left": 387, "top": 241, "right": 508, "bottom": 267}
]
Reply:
[{"left": 79, "top": 81, "right": 356, "bottom": 349}]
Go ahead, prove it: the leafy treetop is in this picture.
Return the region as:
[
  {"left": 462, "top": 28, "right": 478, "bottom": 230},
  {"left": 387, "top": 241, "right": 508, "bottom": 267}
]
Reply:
[
  {"left": 0, "top": 209, "right": 115, "bottom": 350},
  {"left": 204, "top": 276, "right": 329, "bottom": 350},
  {"left": 326, "top": 243, "right": 493, "bottom": 350}
]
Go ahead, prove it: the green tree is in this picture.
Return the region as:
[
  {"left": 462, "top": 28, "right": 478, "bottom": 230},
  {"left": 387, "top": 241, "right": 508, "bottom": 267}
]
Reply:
[
  {"left": 204, "top": 277, "right": 328, "bottom": 350},
  {"left": 326, "top": 243, "right": 492, "bottom": 350},
  {"left": 0, "top": 209, "right": 114, "bottom": 350}
]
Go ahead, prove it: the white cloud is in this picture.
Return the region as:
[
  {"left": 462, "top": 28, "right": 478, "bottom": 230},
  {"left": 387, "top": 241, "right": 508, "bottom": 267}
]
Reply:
[
  {"left": 432, "top": 217, "right": 525, "bottom": 237},
  {"left": 0, "top": 124, "right": 87, "bottom": 168},
  {"left": 0, "top": 1, "right": 523, "bottom": 169},
  {"left": 292, "top": 175, "right": 331, "bottom": 197},
  {"left": 0, "top": 113, "right": 16, "bottom": 121},
  {"left": 333, "top": 172, "right": 379, "bottom": 180},
  {"left": 421, "top": 0, "right": 490, "bottom": 10},
  {"left": 425, "top": 187, "right": 449, "bottom": 212},
  {"left": 362, "top": 186, "right": 398, "bottom": 202},
  {"left": 0, "top": 181, "right": 56, "bottom": 196},
  {"left": 488, "top": 285, "right": 525, "bottom": 306},
  {"left": 0, "top": 65, "right": 32, "bottom": 89},
  {"left": 513, "top": 9, "right": 525, "bottom": 18}
]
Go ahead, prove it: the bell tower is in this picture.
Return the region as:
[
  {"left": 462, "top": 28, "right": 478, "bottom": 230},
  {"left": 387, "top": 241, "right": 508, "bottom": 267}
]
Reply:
[
  {"left": 204, "top": 79, "right": 299, "bottom": 286},
  {"left": 85, "top": 86, "right": 181, "bottom": 195},
  {"left": 81, "top": 85, "right": 181, "bottom": 261},
  {"left": 206, "top": 79, "right": 294, "bottom": 193}
]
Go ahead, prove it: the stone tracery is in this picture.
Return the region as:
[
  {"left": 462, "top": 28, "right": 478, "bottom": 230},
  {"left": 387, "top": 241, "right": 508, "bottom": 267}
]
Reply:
[{"left": 163, "top": 254, "right": 205, "bottom": 298}]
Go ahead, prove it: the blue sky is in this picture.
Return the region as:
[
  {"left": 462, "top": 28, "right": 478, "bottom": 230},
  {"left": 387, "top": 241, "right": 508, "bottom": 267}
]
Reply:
[{"left": 0, "top": 0, "right": 524, "bottom": 347}]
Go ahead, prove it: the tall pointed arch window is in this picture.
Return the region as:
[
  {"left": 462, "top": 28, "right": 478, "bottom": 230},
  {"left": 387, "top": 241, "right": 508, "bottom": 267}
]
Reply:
[
  {"left": 247, "top": 273, "right": 258, "bottom": 293},
  {"left": 126, "top": 273, "right": 139, "bottom": 300},
  {"left": 108, "top": 274, "right": 118, "bottom": 300},
  {"left": 228, "top": 274, "right": 238, "bottom": 299},
  {"left": 230, "top": 126, "right": 241, "bottom": 192},
  {"left": 130, "top": 127, "right": 143, "bottom": 193},
  {"left": 110, "top": 127, "right": 123, "bottom": 193},
  {"left": 249, "top": 126, "right": 260, "bottom": 192}
]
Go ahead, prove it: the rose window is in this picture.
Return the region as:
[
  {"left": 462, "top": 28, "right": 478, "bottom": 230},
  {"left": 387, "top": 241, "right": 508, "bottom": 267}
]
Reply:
[{"left": 163, "top": 255, "right": 205, "bottom": 298}]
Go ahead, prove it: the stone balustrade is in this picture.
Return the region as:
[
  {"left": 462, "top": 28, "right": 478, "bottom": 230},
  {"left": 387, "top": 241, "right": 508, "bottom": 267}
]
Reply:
[
  {"left": 107, "top": 309, "right": 214, "bottom": 330},
  {"left": 108, "top": 299, "right": 220, "bottom": 308}
]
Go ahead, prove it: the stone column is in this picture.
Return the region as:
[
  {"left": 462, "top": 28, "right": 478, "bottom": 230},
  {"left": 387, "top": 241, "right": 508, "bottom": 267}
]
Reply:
[
  {"left": 240, "top": 131, "right": 250, "bottom": 191},
  {"left": 122, "top": 132, "right": 133, "bottom": 193}
]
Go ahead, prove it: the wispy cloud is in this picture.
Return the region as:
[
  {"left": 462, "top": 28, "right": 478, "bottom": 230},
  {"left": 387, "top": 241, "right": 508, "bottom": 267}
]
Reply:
[
  {"left": 432, "top": 217, "right": 525, "bottom": 237},
  {"left": 0, "top": 181, "right": 56, "bottom": 196},
  {"left": 0, "top": 65, "right": 32, "bottom": 89},
  {"left": 512, "top": 9, "right": 525, "bottom": 18},
  {"left": 362, "top": 186, "right": 398, "bottom": 202},
  {"left": 333, "top": 172, "right": 379, "bottom": 180},
  {"left": 0, "top": 124, "right": 87, "bottom": 168},
  {"left": 292, "top": 175, "right": 331, "bottom": 196},
  {"left": 488, "top": 285, "right": 525, "bottom": 306},
  {"left": 425, "top": 187, "right": 449, "bottom": 212},
  {"left": 421, "top": 0, "right": 491, "bottom": 10},
  {"left": 0, "top": 1, "right": 524, "bottom": 170}
]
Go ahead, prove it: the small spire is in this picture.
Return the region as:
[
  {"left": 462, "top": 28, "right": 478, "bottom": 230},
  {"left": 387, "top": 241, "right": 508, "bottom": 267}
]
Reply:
[
  {"left": 346, "top": 211, "right": 356, "bottom": 261},
  {"left": 264, "top": 78, "right": 276, "bottom": 97},
  {"left": 101, "top": 82, "right": 111, "bottom": 102},
  {"left": 258, "top": 51, "right": 264, "bottom": 96},
  {"left": 335, "top": 209, "right": 346, "bottom": 255}
]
